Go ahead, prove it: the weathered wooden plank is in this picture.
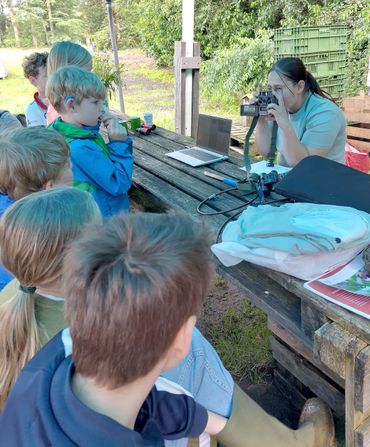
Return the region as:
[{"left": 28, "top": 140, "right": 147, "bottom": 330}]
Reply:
[
  {"left": 355, "top": 416, "right": 370, "bottom": 447},
  {"left": 269, "top": 318, "right": 345, "bottom": 387},
  {"left": 218, "top": 262, "right": 302, "bottom": 336},
  {"left": 355, "top": 346, "right": 370, "bottom": 414},
  {"left": 273, "top": 368, "right": 307, "bottom": 413},
  {"left": 314, "top": 322, "right": 366, "bottom": 380},
  {"left": 146, "top": 127, "right": 245, "bottom": 166},
  {"left": 347, "top": 126, "right": 370, "bottom": 140},
  {"left": 132, "top": 135, "right": 247, "bottom": 193},
  {"left": 132, "top": 131, "right": 247, "bottom": 182},
  {"left": 191, "top": 42, "right": 200, "bottom": 139},
  {"left": 153, "top": 126, "right": 194, "bottom": 145},
  {"left": 346, "top": 340, "right": 369, "bottom": 447},
  {"left": 133, "top": 149, "right": 249, "bottom": 213},
  {"left": 347, "top": 139, "right": 370, "bottom": 153},
  {"left": 271, "top": 337, "right": 345, "bottom": 415},
  {"left": 132, "top": 165, "right": 226, "bottom": 229},
  {"left": 345, "top": 112, "right": 370, "bottom": 124},
  {"left": 261, "top": 268, "right": 370, "bottom": 345},
  {"left": 301, "top": 301, "right": 329, "bottom": 341},
  {"left": 174, "top": 41, "right": 186, "bottom": 135}
]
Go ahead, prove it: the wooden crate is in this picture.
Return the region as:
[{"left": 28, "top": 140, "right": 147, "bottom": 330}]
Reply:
[{"left": 343, "top": 92, "right": 370, "bottom": 153}]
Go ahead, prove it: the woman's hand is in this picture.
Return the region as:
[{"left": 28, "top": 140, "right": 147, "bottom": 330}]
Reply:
[{"left": 266, "top": 91, "right": 291, "bottom": 131}]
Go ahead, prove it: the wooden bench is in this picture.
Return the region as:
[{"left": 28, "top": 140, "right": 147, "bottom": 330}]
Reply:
[{"left": 130, "top": 127, "right": 370, "bottom": 447}]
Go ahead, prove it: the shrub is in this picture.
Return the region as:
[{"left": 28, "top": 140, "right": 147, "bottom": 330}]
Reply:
[{"left": 202, "top": 34, "right": 274, "bottom": 99}]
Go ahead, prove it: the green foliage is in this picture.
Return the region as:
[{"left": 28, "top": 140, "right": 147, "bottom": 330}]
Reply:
[
  {"left": 205, "top": 299, "right": 274, "bottom": 383},
  {"left": 136, "top": 0, "right": 181, "bottom": 66},
  {"left": 202, "top": 33, "right": 274, "bottom": 98},
  {"left": 92, "top": 52, "right": 125, "bottom": 99},
  {"left": 0, "top": 0, "right": 368, "bottom": 98}
]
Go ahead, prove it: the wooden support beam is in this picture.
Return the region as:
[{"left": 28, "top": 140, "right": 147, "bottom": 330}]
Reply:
[
  {"left": 270, "top": 336, "right": 345, "bottom": 415},
  {"left": 314, "top": 322, "right": 366, "bottom": 381},
  {"left": 174, "top": 41, "right": 200, "bottom": 138}
]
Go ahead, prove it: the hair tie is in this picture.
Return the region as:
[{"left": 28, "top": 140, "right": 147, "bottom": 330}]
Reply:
[{"left": 19, "top": 285, "right": 36, "bottom": 294}]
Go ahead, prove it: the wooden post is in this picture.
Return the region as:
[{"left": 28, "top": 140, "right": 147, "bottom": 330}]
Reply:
[
  {"left": 174, "top": 0, "right": 200, "bottom": 138},
  {"left": 183, "top": 0, "right": 194, "bottom": 137},
  {"left": 105, "top": 0, "right": 125, "bottom": 113},
  {"left": 174, "top": 42, "right": 200, "bottom": 137}
]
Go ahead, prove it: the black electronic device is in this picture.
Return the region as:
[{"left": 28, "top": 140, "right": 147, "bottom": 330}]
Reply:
[
  {"left": 240, "top": 90, "right": 278, "bottom": 117},
  {"left": 275, "top": 156, "right": 370, "bottom": 214}
]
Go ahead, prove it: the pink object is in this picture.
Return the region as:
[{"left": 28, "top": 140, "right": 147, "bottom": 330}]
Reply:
[
  {"left": 46, "top": 104, "right": 60, "bottom": 125},
  {"left": 345, "top": 141, "right": 370, "bottom": 173}
]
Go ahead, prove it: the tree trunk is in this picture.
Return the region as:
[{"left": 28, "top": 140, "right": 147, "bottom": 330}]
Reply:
[
  {"left": 30, "top": 20, "right": 38, "bottom": 47},
  {"left": 45, "top": 0, "right": 54, "bottom": 38},
  {"left": 43, "top": 22, "right": 50, "bottom": 45},
  {"left": 6, "top": 0, "right": 20, "bottom": 47}
]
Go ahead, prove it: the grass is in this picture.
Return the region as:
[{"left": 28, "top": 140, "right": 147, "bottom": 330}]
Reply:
[
  {"left": 0, "top": 47, "right": 240, "bottom": 131},
  {"left": 206, "top": 298, "right": 274, "bottom": 384}
]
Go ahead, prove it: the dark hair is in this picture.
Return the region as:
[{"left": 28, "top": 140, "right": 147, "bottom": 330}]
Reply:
[
  {"left": 22, "top": 52, "right": 48, "bottom": 79},
  {"left": 270, "top": 57, "right": 333, "bottom": 101},
  {"left": 63, "top": 212, "right": 214, "bottom": 389}
]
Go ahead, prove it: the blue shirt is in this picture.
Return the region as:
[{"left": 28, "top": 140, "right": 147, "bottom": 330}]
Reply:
[
  {"left": 0, "top": 330, "right": 208, "bottom": 446},
  {"left": 277, "top": 92, "right": 346, "bottom": 166},
  {"left": 0, "top": 193, "right": 15, "bottom": 291}
]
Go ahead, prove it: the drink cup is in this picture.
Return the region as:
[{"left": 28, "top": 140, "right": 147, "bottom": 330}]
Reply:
[
  {"left": 129, "top": 116, "right": 141, "bottom": 131},
  {"left": 143, "top": 112, "right": 153, "bottom": 126}
]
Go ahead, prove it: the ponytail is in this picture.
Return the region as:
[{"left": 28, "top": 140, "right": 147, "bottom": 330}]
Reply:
[
  {"left": 306, "top": 71, "right": 335, "bottom": 102},
  {"left": 0, "top": 187, "right": 101, "bottom": 410},
  {"left": 0, "top": 290, "right": 45, "bottom": 411},
  {"left": 271, "top": 57, "right": 336, "bottom": 103}
]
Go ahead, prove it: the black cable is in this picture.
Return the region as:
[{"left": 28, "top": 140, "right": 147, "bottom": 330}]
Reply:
[
  {"left": 196, "top": 186, "right": 252, "bottom": 216},
  {"left": 216, "top": 195, "right": 258, "bottom": 242}
]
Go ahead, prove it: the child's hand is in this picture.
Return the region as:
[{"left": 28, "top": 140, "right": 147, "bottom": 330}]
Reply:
[
  {"left": 205, "top": 411, "right": 227, "bottom": 435},
  {"left": 105, "top": 118, "right": 128, "bottom": 142}
]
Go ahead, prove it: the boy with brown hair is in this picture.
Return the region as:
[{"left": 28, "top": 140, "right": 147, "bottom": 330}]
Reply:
[
  {"left": 0, "top": 213, "right": 226, "bottom": 445},
  {"left": 0, "top": 212, "right": 336, "bottom": 446},
  {"left": 47, "top": 65, "right": 133, "bottom": 218},
  {"left": 22, "top": 52, "right": 48, "bottom": 126}
]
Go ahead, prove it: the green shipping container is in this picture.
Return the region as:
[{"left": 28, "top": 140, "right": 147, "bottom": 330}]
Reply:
[{"left": 274, "top": 25, "right": 348, "bottom": 55}]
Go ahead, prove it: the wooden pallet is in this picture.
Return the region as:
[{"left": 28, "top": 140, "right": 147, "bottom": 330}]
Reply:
[
  {"left": 343, "top": 92, "right": 370, "bottom": 153},
  {"left": 231, "top": 122, "right": 252, "bottom": 147}
]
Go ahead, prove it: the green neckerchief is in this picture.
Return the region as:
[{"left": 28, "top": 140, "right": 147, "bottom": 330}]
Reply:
[
  {"left": 50, "top": 117, "right": 110, "bottom": 193},
  {"left": 50, "top": 117, "right": 110, "bottom": 156}
]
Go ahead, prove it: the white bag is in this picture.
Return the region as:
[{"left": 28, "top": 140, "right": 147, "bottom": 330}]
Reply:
[{"left": 212, "top": 203, "right": 370, "bottom": 280}]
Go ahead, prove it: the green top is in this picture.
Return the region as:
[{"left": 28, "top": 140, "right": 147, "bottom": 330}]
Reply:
[{"left": 0, "top": 279, "right": 66, "bottom": 344}]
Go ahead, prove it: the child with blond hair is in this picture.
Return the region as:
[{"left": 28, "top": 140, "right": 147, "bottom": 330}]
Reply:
[
  {"left": 47, "top": 65, "right": 133, "bottom": 218},
  {"left": 46, "top": 41, "right": 92, "bottom": 125},
  {"left": 0, "top": 126, "right": 71, "bottom": 291},
  {"left": 0, "top": 188, "right": 101, "bottom": 410}
]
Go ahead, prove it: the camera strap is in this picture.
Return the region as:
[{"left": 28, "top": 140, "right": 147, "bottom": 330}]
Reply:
[{"left": 243, "top": 117, "right": 278, "bottom": 173}]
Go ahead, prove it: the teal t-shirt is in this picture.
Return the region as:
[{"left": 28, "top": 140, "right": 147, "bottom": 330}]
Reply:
[{"left": 276, "top": 92, "right": 346, "bottom": 166}]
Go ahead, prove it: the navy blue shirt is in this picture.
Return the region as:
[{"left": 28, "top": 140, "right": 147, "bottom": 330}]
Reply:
[{"left": 0, "top": 331, "right": 208, "bottom": 446}]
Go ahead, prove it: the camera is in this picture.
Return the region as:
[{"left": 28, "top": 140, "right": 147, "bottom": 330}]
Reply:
[{"left": 240, "top": 90, "right": 278, "bottom": 117}]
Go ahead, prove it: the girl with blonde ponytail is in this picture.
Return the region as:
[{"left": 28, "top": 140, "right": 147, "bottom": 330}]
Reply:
[{"left": 0, "top": 187, "right": 101, "bottom": 409}]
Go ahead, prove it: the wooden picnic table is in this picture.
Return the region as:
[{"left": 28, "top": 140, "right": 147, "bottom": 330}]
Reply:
[{"left": 130, "top": 127, "right": 370, "bottom": 447}]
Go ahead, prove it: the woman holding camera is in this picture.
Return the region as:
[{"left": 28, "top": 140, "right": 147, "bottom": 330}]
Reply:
[{"left": 255, "top": 57, "right": 346, "bottom": 167}]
